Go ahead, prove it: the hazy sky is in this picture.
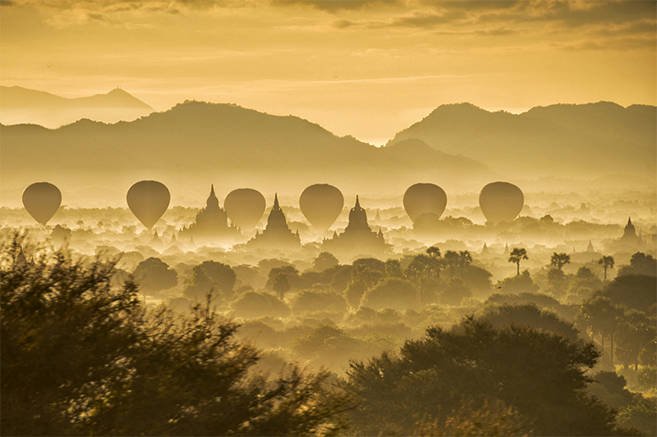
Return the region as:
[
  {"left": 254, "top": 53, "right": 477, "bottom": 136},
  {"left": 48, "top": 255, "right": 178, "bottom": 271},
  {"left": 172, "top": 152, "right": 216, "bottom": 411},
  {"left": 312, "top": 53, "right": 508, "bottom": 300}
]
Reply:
[{"left": 1, "top": 0, "right": 655, "bottom": 145}]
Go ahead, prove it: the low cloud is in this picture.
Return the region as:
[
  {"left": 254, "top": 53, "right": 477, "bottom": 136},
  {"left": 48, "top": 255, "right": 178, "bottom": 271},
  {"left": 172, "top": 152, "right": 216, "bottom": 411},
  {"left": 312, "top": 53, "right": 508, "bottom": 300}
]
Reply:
[
  {"left": 12, "top": 0, "right": 656, "bottom": 33},
  {"left": 389, "top": 10, "right": 467, "bottom": 28},
  {"left": 4, "top": 0, "right": 255, "bottom": 14},
  {"left": 555, "top": 35, "right": 656, "bottom": 51},
  {"left": 282, "top": 1, "right": 404, "bottom": 13}
]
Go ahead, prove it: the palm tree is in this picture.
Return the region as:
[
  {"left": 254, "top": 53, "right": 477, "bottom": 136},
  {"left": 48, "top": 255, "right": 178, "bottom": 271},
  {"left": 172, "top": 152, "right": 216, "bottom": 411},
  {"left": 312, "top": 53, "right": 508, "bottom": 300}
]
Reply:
[
  {"left": 443, "top": 250, "right": 459, "bottom": 277},
  {"left": 426, "top": 246, "right": 441, "bottom": 258},
  {"left": 598, "top": 256, "right": 615, "bottom": 280},
  {"left": 550, "top": 252, "right": 571, "bottom": 270},
  {"left": 508, "top": 248, "right": 528, "bottom": 276},
  {"left": 577, "top": 296, "right": 625, "bottom": 366},
  {"left": 457, "top": 250, "right": 472, "bottom": 279}
]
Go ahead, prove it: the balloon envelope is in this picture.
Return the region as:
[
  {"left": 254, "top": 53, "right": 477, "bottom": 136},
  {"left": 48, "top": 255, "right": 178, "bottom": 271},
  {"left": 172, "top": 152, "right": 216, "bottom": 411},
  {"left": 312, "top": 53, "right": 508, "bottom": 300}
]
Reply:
[
  {"left": 479, "top": 182, "right": 524, "bottom": 223},
  {"left": 403, "top": 183, "right": 447, "bottom": 223},
  {"left": 299, "top": 184, "right": 344, "bottom": 231},
  {"left": 126, "top": 180, "right": 170, "bottom": 229},
  {"left": 22, "top": 182, "right": 62, "bottom": 225},
  {"left": 224, "top": 188, "right": 266, "bottom": 231}
]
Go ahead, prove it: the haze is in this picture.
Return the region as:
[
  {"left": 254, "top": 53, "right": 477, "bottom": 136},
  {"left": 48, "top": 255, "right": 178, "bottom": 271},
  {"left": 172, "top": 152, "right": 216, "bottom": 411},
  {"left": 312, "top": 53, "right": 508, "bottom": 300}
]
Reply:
[{"left": 2, "top": 2, "right": 657, "bottom": 437}]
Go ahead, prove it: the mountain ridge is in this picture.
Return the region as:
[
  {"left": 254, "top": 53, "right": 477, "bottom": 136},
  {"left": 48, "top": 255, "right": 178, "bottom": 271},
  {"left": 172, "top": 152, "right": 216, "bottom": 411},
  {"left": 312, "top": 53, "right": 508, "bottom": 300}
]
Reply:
[
  {"left": 2, "top": 93, "right": 654, "bottom": 204},
  {"left": 388, "top": 101, "right": 656, "bottom": 180},
  {"left": 1, "top": 86, "right": 153, "bottom": 109},
  {"left": 1, "top": 100, "right": 500, "bottom": 198},
  {"left": 0, "top": 86, "right": 154, "bottom": 127}
]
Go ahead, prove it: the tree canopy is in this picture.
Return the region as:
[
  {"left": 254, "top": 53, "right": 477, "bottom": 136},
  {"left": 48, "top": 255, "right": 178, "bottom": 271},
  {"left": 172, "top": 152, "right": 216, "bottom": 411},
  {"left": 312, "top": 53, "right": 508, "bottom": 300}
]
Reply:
[
  {"left": 1, "top": 239, "right": 349, "bottom": 436},
  {"left": 343, "top": 316, "right": 630, "bottom": 436}
]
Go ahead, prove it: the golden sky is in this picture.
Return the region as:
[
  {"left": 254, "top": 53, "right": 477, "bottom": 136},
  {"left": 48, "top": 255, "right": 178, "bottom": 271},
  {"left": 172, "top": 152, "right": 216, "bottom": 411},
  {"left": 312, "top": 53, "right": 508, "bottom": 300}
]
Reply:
[{"left": 1, "top": 0, "right": 655, "bottom": 145}]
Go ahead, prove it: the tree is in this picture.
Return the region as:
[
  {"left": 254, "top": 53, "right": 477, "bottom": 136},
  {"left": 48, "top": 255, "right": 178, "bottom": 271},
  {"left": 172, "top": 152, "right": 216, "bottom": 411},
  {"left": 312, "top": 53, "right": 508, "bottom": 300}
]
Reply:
[
  {"left": 577, "top": 296, "right": 625, "bottom": 366},
  {"left": 617, "top": 252, "right": 657, "bottom": 277},
  {"left": 293, "top": 325, "right": 379, "bottom": 373},
  {"left": 415, "top": 396, "right": 531, "bottom": 437},
  {"left": 615, "top": 310, "right": 656, "bottom": 371},
  {"left": 272, "top": 272, "right": 292, "bottom": 300},
  {"left": 1, "top": 239, "right": 349, "bottom": 436},
  {"left": 443, "top": 250, "right": 460, "bottom": 277},
  {"left": 426, "top": 246, "right": 441, "bottom": 258},
  {"left": 183, "top": 261, "right": 236, "bottom": 302},
  {"left": 384, "top": 259, "right": 404, "bottom": 278},
  {"left": 345, "top": 262, "right": 384, "bottom": 308},
  {"left": 508, "top": 248, "right": 528, "bottom": 276},
  {"left": 133, "top": 257, "right": 178, "bottom": 295},
  {"left": 482, "top": 303, "right": 579, "bottom": 343},
  {"left": 547, "top": 268, "right": 569, "bottom": 299},
  {"left": 231, "top": 291, "right": 292, "bottom": 319},
  {"left": 457, "top": 250, "right": 473, "bottom": 279},
  {"left": 497, "top": 270, "right": 539, "bottom": 294},
  {"left": 360, "top": 278, "right": 419, "bottom": 311},
  {"left": 616, "top": 397, "right": 657, "bottom": 436},
  {"left": 198, "top": 261, "right": 236, "bottom": 297},
  {"left": 567, "top": 267, "right": 603, "bottom": 304},
  {"left": 586, "top": 371, "right": 639, "bottom": 427},
  {"left": 551, "top": 252, "right": 571, "bottom": 270},
  {"left": 352, "top": 257, "right": 386, "bottom": 274},
  {"left": 597, "top": 275, "right": 657, "bottom": 314},
  {"left": 406, "top": 254, "right": 442, "bottom": 284},
  {"left": 404, "top": 254, "right": 442, "bottom": 304},
  {"left": 462, "top": 264, "right": 493, "bottom": 295},
  {"left": 598, "top": 256, "right": 615, "bottom": 281},
  {"left": 266, "top": 265, "right": 300, "bottom": 293},
  {"left": 292, "top": 290, "right": 347, "bottom": 314},
  {"left": 440, "top": 277, "right": 472, "bottom": 306},
  {"left": 183, "top": 265, "right": 215, "bottom": 301},
  {"left": 313, "top": 252, "right": 339, "bottom": 272},
  {"left": 343, "top": 317, "right": 625, "bottom": 436}
]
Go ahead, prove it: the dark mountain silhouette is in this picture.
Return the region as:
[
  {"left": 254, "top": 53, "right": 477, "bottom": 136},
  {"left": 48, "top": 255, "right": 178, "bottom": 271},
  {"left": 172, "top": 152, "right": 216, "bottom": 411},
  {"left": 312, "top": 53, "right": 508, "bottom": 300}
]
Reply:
[
  {"left": 388, "top": 102, "right": 656, "bottom": 180},
  {"left": 0, "top": 86, "right": 153, "bottom": 127},
  {"left": 1, "top": 101, "right": 498, "bottom": 200}
]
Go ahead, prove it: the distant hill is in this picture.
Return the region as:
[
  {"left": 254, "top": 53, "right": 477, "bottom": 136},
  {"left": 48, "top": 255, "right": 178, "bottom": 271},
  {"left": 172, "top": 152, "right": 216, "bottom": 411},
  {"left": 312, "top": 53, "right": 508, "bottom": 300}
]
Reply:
[
  {"left": 0, "top": 86, "right": 153, "bottom": 127},
  {"left": 0, "top": 101, "right": 499, "bottom": 204},
  {"left": 388, "top": 102, "right": 656, "bottom": 180}
]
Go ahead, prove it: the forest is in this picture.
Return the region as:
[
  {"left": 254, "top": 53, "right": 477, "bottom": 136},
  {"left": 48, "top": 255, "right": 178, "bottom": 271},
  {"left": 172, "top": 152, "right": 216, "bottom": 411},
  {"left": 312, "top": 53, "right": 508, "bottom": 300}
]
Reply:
[{"left": 2, "top": 230, "right": 655, "bottom": 436}]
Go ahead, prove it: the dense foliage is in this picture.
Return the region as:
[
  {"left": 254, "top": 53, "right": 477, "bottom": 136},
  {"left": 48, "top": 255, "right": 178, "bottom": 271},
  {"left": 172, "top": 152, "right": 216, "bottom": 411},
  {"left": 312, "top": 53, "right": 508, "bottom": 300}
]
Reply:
[
  {"left": 3, "top": 237, "right": 654, "bottom": 436},
  {"left": 1, "top": 239, "right": 350, "bottom": 436},
  {"left": 343, "top": 317, "right": 635, "bottom": 436}
]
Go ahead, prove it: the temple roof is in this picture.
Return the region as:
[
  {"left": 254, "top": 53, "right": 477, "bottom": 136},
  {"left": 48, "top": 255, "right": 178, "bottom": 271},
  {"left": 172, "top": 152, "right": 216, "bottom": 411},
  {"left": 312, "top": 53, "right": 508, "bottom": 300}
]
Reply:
[
  {"left": 206, "top": 184, "right": 219, "bottom": 208},
  {"left": 266, "top": 193, "right": 289, "bottom": 230},
  {"left": 347, "top": 195, "right": 369, "bottom": 231}
]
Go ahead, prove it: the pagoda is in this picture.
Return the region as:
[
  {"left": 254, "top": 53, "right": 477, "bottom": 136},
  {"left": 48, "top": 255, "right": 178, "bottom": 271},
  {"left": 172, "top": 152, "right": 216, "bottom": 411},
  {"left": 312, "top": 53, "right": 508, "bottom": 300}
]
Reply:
[
  {"left": 321, "top": 196, "right": 388, "bottom": 258},
  {"left": 179, "top": 185, "right": 240, "bottom": 243},
  {"left": 246, "top": 194, "right": 301, "bottom": 251}
]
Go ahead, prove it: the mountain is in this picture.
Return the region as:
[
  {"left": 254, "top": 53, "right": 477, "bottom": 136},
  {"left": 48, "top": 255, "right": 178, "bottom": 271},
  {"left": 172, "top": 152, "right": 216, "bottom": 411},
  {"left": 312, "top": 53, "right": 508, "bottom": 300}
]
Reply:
[
  {"left": 388, "top": 102, "right": 656, "bottom": 180},
  {"left": 0, "top": 101, "right": 499, "bottom": 204},
  {"left": 0, "top": 86, "right": 153, "bottom": 127}
]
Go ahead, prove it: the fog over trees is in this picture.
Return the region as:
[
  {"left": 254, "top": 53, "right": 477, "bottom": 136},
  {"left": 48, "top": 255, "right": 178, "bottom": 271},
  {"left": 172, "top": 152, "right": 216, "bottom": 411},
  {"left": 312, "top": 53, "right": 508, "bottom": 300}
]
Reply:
[
  {"left": 0, "top": 90, "right": 657, "bottom": 437},
  {"left": 3, "top": 223, "right": 655, "bottom": 435}
]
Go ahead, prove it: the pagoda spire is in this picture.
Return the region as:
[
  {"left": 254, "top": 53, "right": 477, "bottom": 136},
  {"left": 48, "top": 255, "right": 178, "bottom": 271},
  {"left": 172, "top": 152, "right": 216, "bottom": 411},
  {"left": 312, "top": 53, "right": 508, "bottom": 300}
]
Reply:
[
  {"left": 273, "top": 193, "right": 280, "bottom": 210},
  {"left": 206, "top": 184, "right": 219, "bottom": 208}
]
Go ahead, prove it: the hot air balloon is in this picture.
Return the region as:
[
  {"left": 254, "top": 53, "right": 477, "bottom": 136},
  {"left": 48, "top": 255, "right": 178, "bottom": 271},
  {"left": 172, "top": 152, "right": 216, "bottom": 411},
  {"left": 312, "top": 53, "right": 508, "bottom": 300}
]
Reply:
[
  {"left": 299, "top": 184, "right": 344, "bottom": 231},
  {"left": 479, "top": 182, "right": 524, "bottom": 223},
  {"left": 22, "top": 182, "right": 62, "bottom": 225},
  {"left": 403, "top": 183, "right": 447, "bottom": 223},
  {"left": 126, "top": 180, "right": 170, "bottom": 230},
  {"left": 224, "top": 188, "right": 266, "bottom": 231}
]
